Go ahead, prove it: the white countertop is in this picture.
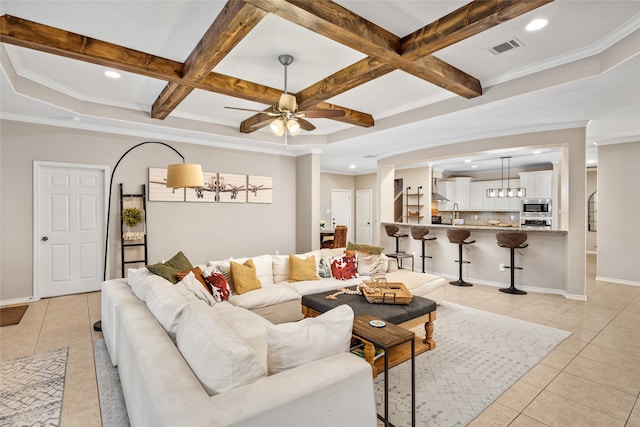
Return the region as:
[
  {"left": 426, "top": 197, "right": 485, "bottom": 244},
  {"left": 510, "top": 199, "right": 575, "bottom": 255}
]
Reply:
[{"left": 383, "top": 222, "right": 567, "bottom": 234}]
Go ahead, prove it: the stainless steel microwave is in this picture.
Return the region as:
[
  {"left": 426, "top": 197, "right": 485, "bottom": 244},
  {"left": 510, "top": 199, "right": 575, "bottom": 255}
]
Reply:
[{"left": 521, "top": 199, "right": 551, "bottom": 216}]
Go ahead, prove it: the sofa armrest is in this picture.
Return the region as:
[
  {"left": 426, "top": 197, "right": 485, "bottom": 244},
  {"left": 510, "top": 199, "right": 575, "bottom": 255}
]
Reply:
[
  {"left": 209, "top": 352, "right": 377, "bottom": 427},
  {"left": 101, "top": 279, "right": 139, "bottom": 366}
]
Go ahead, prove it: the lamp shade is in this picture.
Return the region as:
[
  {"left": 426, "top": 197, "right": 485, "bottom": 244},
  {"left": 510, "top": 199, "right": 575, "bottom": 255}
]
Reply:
[
  {"left": 166, "top": 164, "right": 204, "bottom": 188},
  {"left": 270, "top": 118, "right": 285, "bottom": 136}
]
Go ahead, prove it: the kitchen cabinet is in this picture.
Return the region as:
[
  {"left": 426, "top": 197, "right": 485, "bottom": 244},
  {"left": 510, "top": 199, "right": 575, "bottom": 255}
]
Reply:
[
  {"left": 468, "top": 179, "right": 521, "bottom": 211},
  {"left": 519, "top": 171, "right": 553, "bottom": 199},
  {"left": 438, "top": 178, "right": 470, "bottom": 210}
]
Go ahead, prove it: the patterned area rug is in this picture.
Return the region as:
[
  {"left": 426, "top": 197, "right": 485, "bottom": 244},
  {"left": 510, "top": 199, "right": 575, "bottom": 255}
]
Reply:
[
  {"left": 93, "top": 339, "right": 130, "bottom": 427},
  {"left": 0, "top": 347, "right": 68, "bottom": 426},
  {"left": 373, "top": 302, "right": 571, "bottom": 427}
]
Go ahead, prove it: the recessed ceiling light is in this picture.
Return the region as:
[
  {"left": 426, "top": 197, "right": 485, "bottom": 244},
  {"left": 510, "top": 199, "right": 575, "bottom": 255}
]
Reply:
[
  {"left": 349, "top": 164, "right": 356, "bottom": 169},
  {"left": 104, "top": 70, "right": 121, "bottom": 79},
  {"left": 464, "top": 159, "right": 471, "bottom": 163},
  {"left": 526, "top": 19, "right": 548, "bottom": 32},
  {"left": 471, "top": 165, "right": 478, "bottom": 168},
  {"left": 533, "top": 150, "right": 542, "bottom": 154}
]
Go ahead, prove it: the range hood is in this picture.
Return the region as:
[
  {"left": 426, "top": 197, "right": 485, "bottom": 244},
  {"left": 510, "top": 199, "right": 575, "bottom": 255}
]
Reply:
[{"left": 431, "top": 178, "right": 449, "bottom": 202}]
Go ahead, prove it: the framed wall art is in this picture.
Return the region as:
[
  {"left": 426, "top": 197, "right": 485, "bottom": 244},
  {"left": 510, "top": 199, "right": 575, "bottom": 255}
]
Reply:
[
  {"left": 247, "top": 175, "right": 272, "bottom": 204},
  {"left": 148, "top": 167, "right": 185, "bottom": 201},
  {"left": 217, "top": 173, "right": 246, "bottom": 203},
  {"left": 186, "top": 171, "right": 218, "bottom": 202}
]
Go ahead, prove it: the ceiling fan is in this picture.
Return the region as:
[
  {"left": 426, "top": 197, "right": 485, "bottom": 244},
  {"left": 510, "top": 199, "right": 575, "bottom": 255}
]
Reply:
[{"left": 225, "top": 54, "right": 345, "bottom": 138}]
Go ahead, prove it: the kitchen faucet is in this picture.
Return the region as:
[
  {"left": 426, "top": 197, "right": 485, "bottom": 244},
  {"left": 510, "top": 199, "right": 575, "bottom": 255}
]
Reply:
[{"left": 452, "top": 203, "right": 459, "bottom": 224}]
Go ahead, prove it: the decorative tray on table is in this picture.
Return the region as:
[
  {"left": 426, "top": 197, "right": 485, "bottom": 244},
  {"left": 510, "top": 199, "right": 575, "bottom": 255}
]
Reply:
[{"left": 361, "top": 280, "right": 412, "bottom": 305}]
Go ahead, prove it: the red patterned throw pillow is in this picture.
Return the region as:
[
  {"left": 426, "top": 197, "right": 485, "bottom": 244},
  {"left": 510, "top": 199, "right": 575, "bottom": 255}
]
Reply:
[
  {"left": 204, "top": 270, "right": 232, "bottom": 302},
  {"left": 330, "top": 255, "right": 358, "bottom": 280}
]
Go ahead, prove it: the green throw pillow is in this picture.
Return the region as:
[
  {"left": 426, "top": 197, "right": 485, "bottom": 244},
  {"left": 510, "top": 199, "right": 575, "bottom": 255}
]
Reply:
[
  {"left": 346, "top": 242, "right": 384, "bottom": 255},
  {"left": 146, "top": 251, "right": 193, "bottom": 284}
]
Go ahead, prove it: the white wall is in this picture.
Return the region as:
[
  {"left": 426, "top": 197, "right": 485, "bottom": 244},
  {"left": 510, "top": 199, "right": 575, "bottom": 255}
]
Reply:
[
  {"left": 597, "top": 141, "right": 640, "bottom": 285},
  {"left": 1, "top": 120, "right": 297, "bottom": 301}
]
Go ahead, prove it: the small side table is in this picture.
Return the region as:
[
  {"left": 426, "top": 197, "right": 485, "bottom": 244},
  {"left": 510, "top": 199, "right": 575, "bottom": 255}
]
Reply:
[
  {"left": 352, "top": 315, "right": 416, "bottom": 427},
  {"left": 386, "top": 252, "right": 415, "bottom": 271}
]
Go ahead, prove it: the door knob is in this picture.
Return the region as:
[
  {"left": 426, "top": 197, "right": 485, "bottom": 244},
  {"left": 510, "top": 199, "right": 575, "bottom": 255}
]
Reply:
[{"left": 41, "top": 236, "right": 49, "bottom": 241}]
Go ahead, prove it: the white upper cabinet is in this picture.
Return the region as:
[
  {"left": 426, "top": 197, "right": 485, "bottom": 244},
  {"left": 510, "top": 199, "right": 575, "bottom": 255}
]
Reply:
[
  {"left": 438, "top": 177, "right": 471, "bottom": 210},
  {"left": 519, "top": 171, "right": 553, "bottom": 199}
]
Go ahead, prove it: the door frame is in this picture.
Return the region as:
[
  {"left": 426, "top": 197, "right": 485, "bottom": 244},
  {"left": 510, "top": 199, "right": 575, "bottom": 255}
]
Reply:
[{"left": 33, "top": 161, "right": 109, "bottom": 301}]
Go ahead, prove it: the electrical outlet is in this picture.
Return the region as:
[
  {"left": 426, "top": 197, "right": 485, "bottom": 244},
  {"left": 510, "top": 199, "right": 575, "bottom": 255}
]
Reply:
[{"left": 499, "top": 263, "right": 506, "bottom": 271}]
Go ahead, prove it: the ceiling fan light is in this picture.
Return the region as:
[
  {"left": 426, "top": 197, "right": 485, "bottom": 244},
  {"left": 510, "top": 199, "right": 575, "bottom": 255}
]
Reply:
[
  {"left": 286, "top": 119, "right": 300, "bottom": 135},
  {"left": 279, "top": 93, "right": 297, "bottom": 112},
  {"left": 270, "top": 118, "right": 285, "bottom": 136}
]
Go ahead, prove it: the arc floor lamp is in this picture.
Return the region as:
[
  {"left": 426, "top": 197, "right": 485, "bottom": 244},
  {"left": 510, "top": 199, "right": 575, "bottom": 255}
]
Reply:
[{"left": 94, "top": 141, "right": 203, "bottom": 331}]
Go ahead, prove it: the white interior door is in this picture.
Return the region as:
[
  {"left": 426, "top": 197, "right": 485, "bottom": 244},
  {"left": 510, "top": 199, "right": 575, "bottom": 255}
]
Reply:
[
  {"left": 35, "top": 162, "right": 107, "bottom": 299},
  {"left": 330, "top": 189, "right": 352, "bottom": 243},
  {"left": 356, "top": 190, "right": 373, "bottom": 245}
]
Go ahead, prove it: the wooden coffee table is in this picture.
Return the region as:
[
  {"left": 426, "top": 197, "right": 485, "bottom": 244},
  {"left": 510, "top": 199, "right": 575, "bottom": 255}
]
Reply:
[{"left": 301, "top": 287, "right": 436, "bottom": 376}]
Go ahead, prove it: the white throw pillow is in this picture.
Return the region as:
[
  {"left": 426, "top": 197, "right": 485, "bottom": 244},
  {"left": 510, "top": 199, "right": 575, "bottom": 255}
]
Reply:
[
  {"left": 266, "top": 304, "right": 354, "bottom": 374},
  {"left": 176, "top": 302, "right": 265, "bottom": 395},
  {"left": 127, "top": 267, "right": 155, "bottom": 301},
  {"left": 176, "top": 272, "right": 216, "bottom": 306},
  {"left": 145, "top": 281, "right": 189, "bottom": 339},
  {"left": 271, "top": 254, "right": 290, "bottom": 282}
]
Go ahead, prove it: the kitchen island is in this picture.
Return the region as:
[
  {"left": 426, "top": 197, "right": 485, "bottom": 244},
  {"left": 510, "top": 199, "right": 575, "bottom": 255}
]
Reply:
[{"left": 381, "top": 222, "right": 578, "bottom": 299}]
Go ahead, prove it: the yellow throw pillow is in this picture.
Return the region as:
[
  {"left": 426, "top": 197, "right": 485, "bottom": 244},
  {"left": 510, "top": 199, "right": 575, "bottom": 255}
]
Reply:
[
  {"left": 289, "top": 254, "right": 320, "bottom": 282},
  {"left": 230, "top": 259, "right": 262, "bottom": 295}
]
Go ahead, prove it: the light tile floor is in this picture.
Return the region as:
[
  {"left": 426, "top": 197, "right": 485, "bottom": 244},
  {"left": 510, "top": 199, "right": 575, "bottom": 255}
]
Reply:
[{"left": 1, "top": 254, "right": 639, "bottom": 426}]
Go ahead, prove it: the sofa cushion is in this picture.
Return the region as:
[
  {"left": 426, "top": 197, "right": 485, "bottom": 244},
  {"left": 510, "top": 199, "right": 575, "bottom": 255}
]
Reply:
[
  {"left": 282, "top": 277, "right": 361, "bottom": 297},
  {"left": 146, "top": 251, "right": 193, "bottom": 284},
  {"left": 227, "top": 285, "right": 301, "bottom": 310},
  {"left": 266, "top": 305, "right": 354, "bottom": 374},
  {"left": 176, "top": 272, "right": 216, "bottom": 307},
  {"left": 230, "top": 259, "right": 262, "bottom": 295},
  {"left": 127, "top": 267, "right": 155, "bottom": 301},
  {"left": 176, "top": 302, "right": 265, "bottom": 395},
  {"left": 289, "top": 254, "right": 319, "bottom": 282},
  {"left": 145, "top": 280, "right": 191, "bottom": 339},
  {"left": 331, "top": 255, "right": 358, "bottom": 280}
]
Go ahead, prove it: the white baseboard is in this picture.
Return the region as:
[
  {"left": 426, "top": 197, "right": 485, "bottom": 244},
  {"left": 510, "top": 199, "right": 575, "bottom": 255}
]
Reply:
[
  {"left": 433, "top": 271, "right": 584, "bottom": 300},
  {"left": 595, "top": 276, "right": 640, "bottom": 287},
  {"left": 1, "top": 296, "right": 35, "bottom": 307}
]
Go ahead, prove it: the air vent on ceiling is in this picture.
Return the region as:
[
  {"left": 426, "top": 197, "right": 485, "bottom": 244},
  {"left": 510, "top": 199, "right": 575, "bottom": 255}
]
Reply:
[{"left": 487, "top": 37, "right": 524, "bottom": 55}]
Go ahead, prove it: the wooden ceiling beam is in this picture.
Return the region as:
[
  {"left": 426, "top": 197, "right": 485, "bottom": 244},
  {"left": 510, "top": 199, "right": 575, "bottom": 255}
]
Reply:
[
  {"left": 151, "top": 1, "right": 267, "bottom": 119},
  {"left": 0, "top": 14, "right": 185, "bottom": 82},
  {"left": 401, "top": 0, "right": 554, "bottom": 59},
  {"left": 0, "top": 14, "right": 374, "bottom": 129},
  {"left": 244, "top": 0, "right": 482, "bottom": 98}
]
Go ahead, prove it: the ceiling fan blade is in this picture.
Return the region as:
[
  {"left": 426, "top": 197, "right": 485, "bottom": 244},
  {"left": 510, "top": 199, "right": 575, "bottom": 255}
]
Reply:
[
  {"left": 297, "top": 118, "right": 316, "bottom": 131},
  {"left": 297, "top": 109, "right": 346, "bottom": 119},
  {"left": 225, "top": 107, "right": 279, "bottom": 116}
]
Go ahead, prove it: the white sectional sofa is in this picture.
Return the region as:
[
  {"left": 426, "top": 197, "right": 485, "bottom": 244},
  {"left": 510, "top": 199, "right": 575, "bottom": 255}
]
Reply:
[{"left": 100, "top": 245, "right": 445, "bottom": 426}]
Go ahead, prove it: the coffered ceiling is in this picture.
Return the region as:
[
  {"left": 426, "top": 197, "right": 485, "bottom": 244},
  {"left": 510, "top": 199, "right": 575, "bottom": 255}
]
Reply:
[{"left": 1, "top": 1, "right": 639, "bottom": 174}]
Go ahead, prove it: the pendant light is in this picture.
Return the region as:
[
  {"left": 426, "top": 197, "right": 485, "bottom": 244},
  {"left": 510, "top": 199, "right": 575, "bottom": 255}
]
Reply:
[{"left": 486, "top": 156, "right": 526, "bottom": 198}]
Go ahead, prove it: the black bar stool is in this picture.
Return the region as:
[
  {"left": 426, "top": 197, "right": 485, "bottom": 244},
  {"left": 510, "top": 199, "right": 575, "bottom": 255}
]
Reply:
[
  {"left": 411, "top": 226, "right": 436, "bottom": 273},
  {"left": 384, "top": 224, "right": 408, "bottom": 254},
  {"left": 496, "top": 231, "right": 528, "bottom": 295},
  {"left": 446, "top": 229, "right": 475, "bottom": 287}
]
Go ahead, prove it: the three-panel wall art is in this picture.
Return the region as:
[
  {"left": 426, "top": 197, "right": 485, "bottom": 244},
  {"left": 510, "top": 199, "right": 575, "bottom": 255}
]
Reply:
[{"left": 148, "top": 168, "right": 272, "bottom": 204}]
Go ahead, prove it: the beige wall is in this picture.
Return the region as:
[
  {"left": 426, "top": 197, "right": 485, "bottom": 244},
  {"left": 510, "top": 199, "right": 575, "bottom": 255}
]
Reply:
[
  {"left": 1, "top": 120, "right": 297, "bottom": 302},
  {"left": 296, "top": 153, "right": 320, "bottom": 253},
  {"left": 597, "top": 141, "right": 640, "bottom": 285},
  {"left": 319, "top": 173, "right": 355, "bottom": 229},
  {"left": 394, "top": 167, "right": 429, "bottom": 224}
]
